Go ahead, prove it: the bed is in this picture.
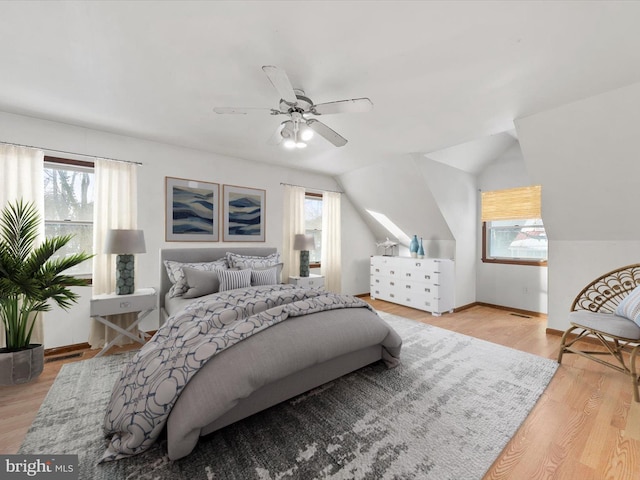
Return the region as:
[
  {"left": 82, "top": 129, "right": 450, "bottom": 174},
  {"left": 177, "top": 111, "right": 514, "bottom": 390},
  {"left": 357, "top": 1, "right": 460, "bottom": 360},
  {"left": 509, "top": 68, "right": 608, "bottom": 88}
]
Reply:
[{"left": 101, "top": 247, "right": 402, "bottom": 462}]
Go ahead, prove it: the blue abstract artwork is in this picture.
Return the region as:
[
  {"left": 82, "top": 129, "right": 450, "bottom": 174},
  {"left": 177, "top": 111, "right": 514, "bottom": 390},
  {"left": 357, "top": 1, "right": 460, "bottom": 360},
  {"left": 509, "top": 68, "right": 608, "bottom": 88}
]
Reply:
[
  {"left": 227, "top": 192, "right": 261, "bottom": 236},
  {"left": 172, "top": 186, "right": 214, "bottom": 234},
  {"left": 223, "top": 185, "right": 265, "bottom": 242},
  {"left": 165, "top": 177, "right": 219, "bottom": 241}
]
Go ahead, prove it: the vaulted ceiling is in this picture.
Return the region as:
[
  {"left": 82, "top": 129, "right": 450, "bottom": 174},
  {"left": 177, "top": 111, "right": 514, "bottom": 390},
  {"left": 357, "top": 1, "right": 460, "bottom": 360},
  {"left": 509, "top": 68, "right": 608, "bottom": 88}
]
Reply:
[{"left": 1, "top": 1, "right": 640, "bottom": 175}]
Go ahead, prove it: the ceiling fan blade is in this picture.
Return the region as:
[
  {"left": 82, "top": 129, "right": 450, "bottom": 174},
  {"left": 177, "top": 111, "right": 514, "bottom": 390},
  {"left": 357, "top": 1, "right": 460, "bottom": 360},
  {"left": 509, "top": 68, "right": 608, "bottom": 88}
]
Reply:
[
  {"left": 213, "top": 107, "right": 273, "bottom": 114},
  {"left": 306, "top": 119, "right": 348, "bottom": 147},
  {"left": 312, "top": 98, "right": 373, "bottom": 115},
  {"left": 262, "top": 65, "right": 298, "bottom": 104}
]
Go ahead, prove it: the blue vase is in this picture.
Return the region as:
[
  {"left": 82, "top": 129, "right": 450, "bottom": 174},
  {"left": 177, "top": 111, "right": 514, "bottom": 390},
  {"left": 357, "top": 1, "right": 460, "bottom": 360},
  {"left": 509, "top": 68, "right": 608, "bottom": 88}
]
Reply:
[
  {"left": 418, "top": 238, "right": 425, "bottom": 259},
  {"left": 409, "top": 235, "right": 419, "bottom": 258}
]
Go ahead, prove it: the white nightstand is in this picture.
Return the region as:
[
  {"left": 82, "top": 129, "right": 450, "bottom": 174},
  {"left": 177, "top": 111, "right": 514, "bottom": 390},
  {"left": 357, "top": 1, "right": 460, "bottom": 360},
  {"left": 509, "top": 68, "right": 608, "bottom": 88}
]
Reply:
[
  {"left": 90, "top": 287, "right": 157, "bottom": 357},
  {"left": 288, "top": 274, "right": 325, "bottom": 288}
]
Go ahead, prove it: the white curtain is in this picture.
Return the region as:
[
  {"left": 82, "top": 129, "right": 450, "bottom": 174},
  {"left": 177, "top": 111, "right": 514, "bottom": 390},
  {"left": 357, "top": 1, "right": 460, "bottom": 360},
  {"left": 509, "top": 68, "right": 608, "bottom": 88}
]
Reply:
[
  {"left": 282, "top": 185, "right": 306, "bottom": 280},
  {"left": 0, "top": 144, "right": 45, "bottom": 347},
  {"left": 321, "top": 191, "right": 342, "bottom": 293},
  {"left": 89, "top": 158, "right": 139, "bottom": 349}
]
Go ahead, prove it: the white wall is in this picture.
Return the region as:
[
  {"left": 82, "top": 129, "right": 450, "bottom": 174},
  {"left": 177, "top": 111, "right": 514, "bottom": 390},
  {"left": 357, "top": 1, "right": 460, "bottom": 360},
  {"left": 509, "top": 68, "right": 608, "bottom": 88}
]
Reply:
[
  {"left": 476, "top": 143, "right": 548, "bottom": 313},
  {"left": 0, "top": 111, "right": 375, "bottom": 348},
  {"left": 517, "top": 80, "right": 640, "bottom": 330}
]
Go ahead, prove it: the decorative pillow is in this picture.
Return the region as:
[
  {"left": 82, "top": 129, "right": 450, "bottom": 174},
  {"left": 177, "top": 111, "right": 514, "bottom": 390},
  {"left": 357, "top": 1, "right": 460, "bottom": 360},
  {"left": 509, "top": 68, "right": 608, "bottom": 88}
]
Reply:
[
  {"left": 164, "top": 259, "right": 228, "bottom": 297},
  {"left": 250, "top": 264, "right": 281, "bottom": 286},
  {"left": 218, "top": 268, "right": 252, "bottom": 292},
  {"left": 182, "top": 267, "right": 222, "bottom": 299},
  {"left": 226, "top": 252, "right": 281, "bottom": 270},
  {"left": 615, "top": 285, "right": 640, "bottom": 326}
]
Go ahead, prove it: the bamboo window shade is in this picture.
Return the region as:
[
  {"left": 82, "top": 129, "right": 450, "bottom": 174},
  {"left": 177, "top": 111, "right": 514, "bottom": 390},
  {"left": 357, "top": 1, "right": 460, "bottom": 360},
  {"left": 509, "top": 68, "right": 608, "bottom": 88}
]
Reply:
[{"left": 481, "top": 185, "right": 542, "bottom": 222}]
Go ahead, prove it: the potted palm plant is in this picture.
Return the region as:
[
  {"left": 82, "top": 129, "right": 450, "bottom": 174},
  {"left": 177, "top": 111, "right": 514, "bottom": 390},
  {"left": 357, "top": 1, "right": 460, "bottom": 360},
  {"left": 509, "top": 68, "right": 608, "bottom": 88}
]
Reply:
[{"left": 0, "top": 199, "right": 93, "bottom": 385}]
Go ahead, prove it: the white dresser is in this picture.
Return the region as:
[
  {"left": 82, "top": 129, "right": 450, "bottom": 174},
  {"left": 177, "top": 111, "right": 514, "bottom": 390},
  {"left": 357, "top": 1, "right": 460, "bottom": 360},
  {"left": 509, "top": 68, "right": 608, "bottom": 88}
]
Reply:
[{"left": 370, "top": 256, "right": 455, "bottom": 316}]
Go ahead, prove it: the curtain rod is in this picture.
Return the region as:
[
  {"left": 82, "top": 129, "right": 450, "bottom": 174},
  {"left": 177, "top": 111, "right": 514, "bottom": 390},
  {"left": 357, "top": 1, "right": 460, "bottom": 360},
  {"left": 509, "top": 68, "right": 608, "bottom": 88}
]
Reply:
[
  {"left": 0, "top": 140, "right": 143, "bottom": 166},
  {"left": 280, "top": 182, "right": 343, "bottom": 194}
]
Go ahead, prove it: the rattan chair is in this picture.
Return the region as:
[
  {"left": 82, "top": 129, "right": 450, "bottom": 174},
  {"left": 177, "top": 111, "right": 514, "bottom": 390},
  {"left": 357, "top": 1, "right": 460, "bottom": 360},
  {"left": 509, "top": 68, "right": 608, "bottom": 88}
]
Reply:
[{"left": 557, "top": 264, "right": 640, "bottom": 402}]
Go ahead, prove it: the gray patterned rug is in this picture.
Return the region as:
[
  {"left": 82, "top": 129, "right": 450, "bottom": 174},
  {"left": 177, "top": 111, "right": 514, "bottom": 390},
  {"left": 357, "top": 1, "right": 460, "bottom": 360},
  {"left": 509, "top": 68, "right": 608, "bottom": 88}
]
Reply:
[{"left": 20, "top": 313, "right": 557, "bottom": 479}]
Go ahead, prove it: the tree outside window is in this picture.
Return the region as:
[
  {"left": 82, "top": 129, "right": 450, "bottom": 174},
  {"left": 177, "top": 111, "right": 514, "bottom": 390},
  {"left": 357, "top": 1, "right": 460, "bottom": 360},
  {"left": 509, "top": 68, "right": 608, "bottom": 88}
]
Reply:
[
  {"left": 304, "top": 193, "right": 322, "bottom": 266},
  {"left": 43, "top": 158, "right": 94, "bottom": 276}
]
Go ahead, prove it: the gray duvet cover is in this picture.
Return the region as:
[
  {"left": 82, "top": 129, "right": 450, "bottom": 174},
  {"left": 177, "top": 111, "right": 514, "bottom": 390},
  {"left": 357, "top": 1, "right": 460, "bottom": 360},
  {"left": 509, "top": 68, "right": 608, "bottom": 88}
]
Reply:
[
  {"left": 167, "top": 305, "right": 401, "bottom": 460},
  {"left": 102, "top": 284, "right": 402, "bottom": 462}
]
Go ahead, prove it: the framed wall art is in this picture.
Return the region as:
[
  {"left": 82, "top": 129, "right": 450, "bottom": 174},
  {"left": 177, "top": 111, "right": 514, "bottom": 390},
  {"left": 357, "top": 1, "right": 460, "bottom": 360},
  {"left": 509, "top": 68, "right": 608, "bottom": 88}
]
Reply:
[
  {"left": 222, "top": 184, "right": 266, "bottom": 242},
  {"left": 165, "top": 176, "right": 219, "bottom": 242}
]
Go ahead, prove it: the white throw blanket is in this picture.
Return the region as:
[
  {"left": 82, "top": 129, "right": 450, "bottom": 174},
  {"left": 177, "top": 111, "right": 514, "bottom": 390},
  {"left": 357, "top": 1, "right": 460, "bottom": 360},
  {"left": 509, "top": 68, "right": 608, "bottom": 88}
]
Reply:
[{"left": 101, "top": 284, "right": 373, "bottom": 462}]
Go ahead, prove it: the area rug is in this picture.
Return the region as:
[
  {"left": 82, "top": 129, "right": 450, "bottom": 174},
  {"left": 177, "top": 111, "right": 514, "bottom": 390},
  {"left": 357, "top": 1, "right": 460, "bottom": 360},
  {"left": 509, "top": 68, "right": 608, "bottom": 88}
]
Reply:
[{"left": 19, "top": 313, "right": 557, "bottom": 480}]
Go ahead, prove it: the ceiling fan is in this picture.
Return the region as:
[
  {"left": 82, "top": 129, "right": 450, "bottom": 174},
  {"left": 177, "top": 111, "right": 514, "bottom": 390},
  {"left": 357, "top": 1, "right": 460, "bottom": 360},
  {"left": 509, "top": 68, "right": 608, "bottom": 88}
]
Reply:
[{"left": 214, "top": 66, "right": 373, "bottom": 149}]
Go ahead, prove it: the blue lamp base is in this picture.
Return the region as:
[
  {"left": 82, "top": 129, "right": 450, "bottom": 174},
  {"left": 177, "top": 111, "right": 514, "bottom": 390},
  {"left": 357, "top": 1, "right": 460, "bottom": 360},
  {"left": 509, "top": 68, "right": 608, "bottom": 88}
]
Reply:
[
  {"left": 299, "top": 250, "right": 310, "bottom": 277},
  {"left": 115, "top": 254, "right": 135, "bottom": 295}
]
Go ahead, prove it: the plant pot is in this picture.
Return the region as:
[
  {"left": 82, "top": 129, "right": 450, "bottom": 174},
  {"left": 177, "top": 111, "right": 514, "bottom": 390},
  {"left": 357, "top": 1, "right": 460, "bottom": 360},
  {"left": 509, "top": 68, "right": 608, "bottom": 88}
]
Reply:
[{"left": 0, "top": 344, "right": 44, "bottom": 386}]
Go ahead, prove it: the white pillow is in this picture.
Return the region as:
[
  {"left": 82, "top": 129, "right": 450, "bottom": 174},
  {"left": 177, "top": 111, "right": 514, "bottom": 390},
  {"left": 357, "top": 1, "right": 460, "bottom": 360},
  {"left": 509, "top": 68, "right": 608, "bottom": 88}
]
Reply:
[
  {"left": 164, "top": 259, "right": 228, "bottom": 297},
  {"left": 615, "top": 285, "right": 640, "bottom": 326},
  {"left": 218, "top": 269, "right": 252, "bottom": 292},
  {"left": 226, "top": 252, "right": 280, "bottom": 270},
  {"left": 182, "top": 267, "right": 222, "bottom": 299}
]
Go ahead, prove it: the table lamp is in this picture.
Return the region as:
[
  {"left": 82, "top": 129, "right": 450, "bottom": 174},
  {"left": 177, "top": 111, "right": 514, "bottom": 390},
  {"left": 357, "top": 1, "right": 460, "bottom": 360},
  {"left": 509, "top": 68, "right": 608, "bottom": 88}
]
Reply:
[
  {"left": 104, "top": 229, "right": 146, "bottom": 295},
  {"left": 293, "top": 233, "right": 316, "bottom": 277}
]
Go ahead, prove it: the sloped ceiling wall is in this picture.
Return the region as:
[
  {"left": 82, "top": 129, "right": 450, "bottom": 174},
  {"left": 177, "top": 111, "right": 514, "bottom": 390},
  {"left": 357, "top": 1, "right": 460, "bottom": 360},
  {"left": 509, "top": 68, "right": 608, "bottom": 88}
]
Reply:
[
  {"left": 517, "top": 81, "right": 640, "bottom": 241},
  {"left": 516, "top": 80, "right": 640, "bottom": 330},
  {"left": 339, "top": 155, "right": 454, "bottom": 259}
]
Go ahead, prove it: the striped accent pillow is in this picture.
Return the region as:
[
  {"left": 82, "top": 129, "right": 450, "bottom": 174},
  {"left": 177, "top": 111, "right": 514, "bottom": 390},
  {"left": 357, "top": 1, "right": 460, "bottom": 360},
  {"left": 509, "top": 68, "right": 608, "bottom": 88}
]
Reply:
[
  {"left": 615, "top": 286, "right": 640, "bottom": 326},
  {"left": 251, "top": 265, "right": 279, "bottom": 286},
  {"left": 218, "top": 269, "right": 252, "bottom": 292}
]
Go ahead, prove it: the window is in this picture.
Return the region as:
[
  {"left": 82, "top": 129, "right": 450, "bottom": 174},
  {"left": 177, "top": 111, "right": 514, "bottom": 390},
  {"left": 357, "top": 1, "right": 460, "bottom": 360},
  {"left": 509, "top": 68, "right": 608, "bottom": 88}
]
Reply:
[
  {"left": 481, "top": 185, "right": 547, "bottom": 266},
  {"left": 304, "top": 193, "right": 322, "bottom": 267},
  {"left": 43, "top": 157, "right": 95, "bottom": 277}
]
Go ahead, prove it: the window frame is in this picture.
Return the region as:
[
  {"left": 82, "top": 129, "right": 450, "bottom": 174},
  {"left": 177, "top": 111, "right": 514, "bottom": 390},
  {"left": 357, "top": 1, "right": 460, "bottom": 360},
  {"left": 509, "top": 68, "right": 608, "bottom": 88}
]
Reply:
[
  {"left": 43, "top": 156, "right": 95, "bottom": 280},
  {"left": 305, "top": 191, "right": 322, "bottom": 269},
  {"left": 481, "top": 185, "right": 547, "bottom": 267},
  {"left": 481, "top": 222, "right": 548, "bottom": 267}
]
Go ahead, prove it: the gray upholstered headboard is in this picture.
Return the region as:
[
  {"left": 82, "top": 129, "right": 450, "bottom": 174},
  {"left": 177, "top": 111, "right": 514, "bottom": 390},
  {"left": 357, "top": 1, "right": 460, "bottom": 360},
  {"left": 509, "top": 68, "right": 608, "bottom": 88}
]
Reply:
[{"left": 159, "top": 247, "right": 277, "bottom": 312}]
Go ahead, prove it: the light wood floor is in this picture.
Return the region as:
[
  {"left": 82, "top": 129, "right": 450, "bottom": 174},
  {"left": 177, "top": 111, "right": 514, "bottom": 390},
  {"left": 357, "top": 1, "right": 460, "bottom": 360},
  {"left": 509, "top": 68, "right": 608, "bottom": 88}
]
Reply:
[{"left": 1, "top": 300, "right": 639, "bottom": 479}]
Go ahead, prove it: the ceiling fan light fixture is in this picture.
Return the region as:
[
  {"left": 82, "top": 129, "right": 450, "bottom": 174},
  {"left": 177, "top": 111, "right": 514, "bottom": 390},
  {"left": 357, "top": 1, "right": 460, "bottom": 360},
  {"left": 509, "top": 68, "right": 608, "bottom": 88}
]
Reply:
[
  {"left": 283, "top": 139, "right": 296, "bottom": 149},
  {"left": 295, "top": 142, "right": 307, "bottom": 149},
  {"left": 300, "top": 127, "right": 314, "bottom": 142}
]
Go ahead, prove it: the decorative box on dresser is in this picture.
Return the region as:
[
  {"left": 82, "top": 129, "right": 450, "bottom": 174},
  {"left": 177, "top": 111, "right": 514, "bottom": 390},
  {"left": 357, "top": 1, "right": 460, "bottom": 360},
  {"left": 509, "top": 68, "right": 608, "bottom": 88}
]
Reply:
[{"left": 370, "top": 256, "right": 455, "bottom": 316}]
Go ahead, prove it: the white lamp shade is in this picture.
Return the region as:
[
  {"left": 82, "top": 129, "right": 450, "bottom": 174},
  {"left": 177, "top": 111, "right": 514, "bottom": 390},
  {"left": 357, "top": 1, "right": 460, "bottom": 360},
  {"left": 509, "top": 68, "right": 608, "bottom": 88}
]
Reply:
[
  {"left": 293, "top": 233, "right": 316, "bottom": 251},
  {"left": 104, "top": 229, "right": 146, "bottom": 254}
]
